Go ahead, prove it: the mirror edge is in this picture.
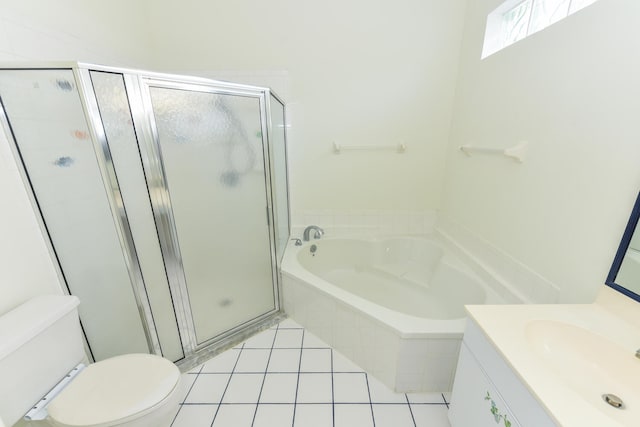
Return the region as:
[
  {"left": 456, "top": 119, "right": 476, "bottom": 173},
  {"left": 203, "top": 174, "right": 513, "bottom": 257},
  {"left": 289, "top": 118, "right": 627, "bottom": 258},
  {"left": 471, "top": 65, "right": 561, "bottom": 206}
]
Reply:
[{"left": 605, "top": 191, "right": 640, "bottom": 303}]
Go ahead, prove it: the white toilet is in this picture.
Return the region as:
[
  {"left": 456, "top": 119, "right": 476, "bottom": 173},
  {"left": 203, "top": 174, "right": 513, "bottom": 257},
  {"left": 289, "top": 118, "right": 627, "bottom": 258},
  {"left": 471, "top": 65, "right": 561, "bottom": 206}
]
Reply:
[{"left": 0, "top": 295, "right": 182, "bottom": 427}]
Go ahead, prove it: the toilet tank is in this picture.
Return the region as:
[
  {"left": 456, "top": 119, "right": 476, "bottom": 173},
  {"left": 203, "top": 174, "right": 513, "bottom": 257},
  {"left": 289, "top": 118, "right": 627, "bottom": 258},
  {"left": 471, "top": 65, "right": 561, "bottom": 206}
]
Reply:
[{"left": 0, "top": 295, "right": 85, "bottom": 426}]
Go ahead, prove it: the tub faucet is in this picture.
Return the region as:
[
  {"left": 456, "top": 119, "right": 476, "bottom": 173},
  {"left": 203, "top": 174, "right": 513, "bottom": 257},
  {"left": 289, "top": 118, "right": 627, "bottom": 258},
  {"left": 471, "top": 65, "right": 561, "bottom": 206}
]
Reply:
[{"left": 303, "top": 225, "right": 324, "bottom": 241}]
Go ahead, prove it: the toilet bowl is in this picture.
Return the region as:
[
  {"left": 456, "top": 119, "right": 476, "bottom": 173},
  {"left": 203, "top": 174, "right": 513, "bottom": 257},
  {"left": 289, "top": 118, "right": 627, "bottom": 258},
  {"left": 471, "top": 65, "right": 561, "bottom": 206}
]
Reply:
[
  {"left": 45, "top": 354, "right": 181, "bottom": 427},
  {"left": 0, "top": 296, "right": 181, "bottom": 427}
]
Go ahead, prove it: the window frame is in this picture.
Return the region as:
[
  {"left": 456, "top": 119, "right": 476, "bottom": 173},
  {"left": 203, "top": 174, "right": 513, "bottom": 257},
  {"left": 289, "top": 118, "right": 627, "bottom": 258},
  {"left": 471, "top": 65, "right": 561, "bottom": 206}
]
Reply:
[{"left": 481, "top": 0, "right": 599, "bottom": 58}]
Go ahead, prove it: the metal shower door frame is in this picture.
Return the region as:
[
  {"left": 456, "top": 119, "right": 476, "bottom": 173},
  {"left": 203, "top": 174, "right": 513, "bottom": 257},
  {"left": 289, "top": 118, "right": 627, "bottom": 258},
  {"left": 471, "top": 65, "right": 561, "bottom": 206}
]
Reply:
[
  {"left": 124, "top": 72, "right": 282, "bottom": 358},
  {"left": 263, "top": 90, "right": 291, "bottom": 273},
  {"left": 74, "top": 68, "right": 164, "bottom": 357},
  {"left": 0, "top": 64, "right": 164, "bottom": 360},
  {"left": 0, "top": 62, "right": 287, "bottom": 365}
]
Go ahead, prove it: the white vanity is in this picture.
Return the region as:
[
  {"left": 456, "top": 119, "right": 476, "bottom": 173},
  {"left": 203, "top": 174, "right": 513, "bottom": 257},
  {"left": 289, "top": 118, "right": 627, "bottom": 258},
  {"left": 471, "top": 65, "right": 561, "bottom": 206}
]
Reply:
[{"left": 449, "top": 287, "right": 640, "bottom": 427}]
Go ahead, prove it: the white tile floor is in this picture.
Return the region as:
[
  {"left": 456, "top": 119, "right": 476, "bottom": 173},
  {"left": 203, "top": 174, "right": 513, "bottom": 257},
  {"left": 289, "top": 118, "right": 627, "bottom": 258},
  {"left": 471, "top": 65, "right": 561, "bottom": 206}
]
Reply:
[{"left": 170, "top": 319, "right": 451, "bottom": 427}]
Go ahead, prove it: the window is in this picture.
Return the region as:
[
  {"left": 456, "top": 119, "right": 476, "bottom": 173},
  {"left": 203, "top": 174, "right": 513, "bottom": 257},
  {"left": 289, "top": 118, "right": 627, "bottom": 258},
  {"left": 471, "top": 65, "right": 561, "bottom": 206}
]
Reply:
[{"left": 482, "top": 0, "right": 599, "bottom": 58}]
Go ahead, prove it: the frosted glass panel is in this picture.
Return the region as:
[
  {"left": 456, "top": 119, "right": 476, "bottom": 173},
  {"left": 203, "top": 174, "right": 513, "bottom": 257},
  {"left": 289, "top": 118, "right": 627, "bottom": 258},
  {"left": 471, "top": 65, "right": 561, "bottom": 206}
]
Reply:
[
  {"left": 149, "top": 86, "right": 275, "bottom": 345},
  {"left": 529, "top": 0, "right": 571, "bottom": 34},
  {"left": 90, "top": 71, "right": 184, "bottom": 361},
  {"left": 0, "top": 69, "right": 148, "bottom": 360},
  {"left": 569, "top": 0, "right": 598, "bottom": 14},
  {"left": 270, "top": 95, "right": 290, "bottom": 263},
  {"left": 500, "top": 0, "right": 532, "bottom": 47}
]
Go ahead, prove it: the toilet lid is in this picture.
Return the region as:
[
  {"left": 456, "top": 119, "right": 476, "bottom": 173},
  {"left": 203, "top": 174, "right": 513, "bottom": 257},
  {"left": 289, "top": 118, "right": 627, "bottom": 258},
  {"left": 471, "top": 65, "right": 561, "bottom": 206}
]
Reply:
[{"left": 48, "top": 353, "right": 180, "bottom": 427}]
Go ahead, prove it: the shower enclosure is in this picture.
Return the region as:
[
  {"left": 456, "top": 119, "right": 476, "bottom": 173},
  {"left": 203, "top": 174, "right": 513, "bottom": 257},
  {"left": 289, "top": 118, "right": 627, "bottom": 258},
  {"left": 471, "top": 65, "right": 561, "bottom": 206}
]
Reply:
[{"left": 0, "top": 63, "right": 290, "bottom": 367}]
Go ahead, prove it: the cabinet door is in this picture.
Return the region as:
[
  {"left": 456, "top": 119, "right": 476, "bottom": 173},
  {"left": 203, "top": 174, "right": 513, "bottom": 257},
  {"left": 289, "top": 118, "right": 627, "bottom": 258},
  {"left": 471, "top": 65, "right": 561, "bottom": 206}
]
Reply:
[{"left": 449, "top": 344, "right": 521, "bottom": 427}]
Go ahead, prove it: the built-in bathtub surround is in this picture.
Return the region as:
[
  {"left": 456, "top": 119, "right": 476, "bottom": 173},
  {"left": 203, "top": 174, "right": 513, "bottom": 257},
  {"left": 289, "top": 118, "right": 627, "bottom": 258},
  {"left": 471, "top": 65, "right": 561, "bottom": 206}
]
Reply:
[
  {"left": 291, "top": 210, "right": 438, "bottom": 238},
  {"left": 437, "top": 216, "right": 561, "bottom": 304},
  {"left": 281, "top": 234, "right": 510, "bottom": 392},
  {"left": 292, "top": 210, "right": 564, "bottom": 306}
]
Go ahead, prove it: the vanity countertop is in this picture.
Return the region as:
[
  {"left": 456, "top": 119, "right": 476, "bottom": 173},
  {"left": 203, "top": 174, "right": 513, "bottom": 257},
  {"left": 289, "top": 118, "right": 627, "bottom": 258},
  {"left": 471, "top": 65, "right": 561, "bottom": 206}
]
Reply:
[{"left": 465, "top": 287, "right": 640, "bottom": 427}]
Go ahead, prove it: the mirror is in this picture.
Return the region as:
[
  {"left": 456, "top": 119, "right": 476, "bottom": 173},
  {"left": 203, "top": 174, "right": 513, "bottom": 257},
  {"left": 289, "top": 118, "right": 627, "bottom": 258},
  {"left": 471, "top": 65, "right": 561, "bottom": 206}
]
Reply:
[{"left": 606, "top": 192, "right": 640, "bottom": 302}]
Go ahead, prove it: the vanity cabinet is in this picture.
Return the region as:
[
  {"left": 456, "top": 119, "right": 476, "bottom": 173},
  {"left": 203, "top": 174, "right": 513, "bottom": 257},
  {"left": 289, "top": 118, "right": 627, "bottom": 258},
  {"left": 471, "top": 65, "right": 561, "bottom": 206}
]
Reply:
[{"left": 448, "top": 319, "right": 558, "bottom": 427}]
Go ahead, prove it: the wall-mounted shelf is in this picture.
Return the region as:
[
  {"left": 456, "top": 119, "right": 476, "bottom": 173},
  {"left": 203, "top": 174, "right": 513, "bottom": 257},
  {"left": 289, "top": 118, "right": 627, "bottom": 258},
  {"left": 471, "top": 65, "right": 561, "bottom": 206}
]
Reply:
[
  {"left": 459, "top": 141, "right": 528, "bottom": 163},
  {"left": 333, "top": 141, "right": 406, "bottom": 154}
]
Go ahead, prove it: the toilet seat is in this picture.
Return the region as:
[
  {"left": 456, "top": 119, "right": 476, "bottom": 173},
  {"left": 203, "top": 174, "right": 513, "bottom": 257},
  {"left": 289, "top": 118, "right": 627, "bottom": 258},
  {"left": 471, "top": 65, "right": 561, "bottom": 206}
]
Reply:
[{"left": 47, "top": 353, "right": 180, "bottom": 427}]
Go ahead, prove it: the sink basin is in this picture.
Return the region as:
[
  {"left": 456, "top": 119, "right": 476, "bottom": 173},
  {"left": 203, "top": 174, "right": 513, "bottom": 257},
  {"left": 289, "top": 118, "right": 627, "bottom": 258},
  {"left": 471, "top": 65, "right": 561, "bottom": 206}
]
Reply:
[{"left": 526, "top": 319, "right": 640, "bottom": 424}]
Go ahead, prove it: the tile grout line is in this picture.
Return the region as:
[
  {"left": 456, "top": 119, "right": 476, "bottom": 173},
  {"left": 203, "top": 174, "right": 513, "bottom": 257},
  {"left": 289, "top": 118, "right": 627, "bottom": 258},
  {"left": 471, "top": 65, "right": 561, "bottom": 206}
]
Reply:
[
  {"left": 193, "top": 370, "right": 365, "bottom": 375},
  {"left": 405, "top": 394, "right": 417, "bottom": 427},
  {"left": 237, "top": 346, "right": 328, "bottom": 352},
  {"left": 330, "top": 349, "right": 335, "bottom": 427},
  {"left": 441, "top": 393, "right": 449, "bottom": 409},
  {"left": 181, "top": 401, "right": 447, "bottom": 405},
  {"left": 169, "top": 362, "right": 204, "bottom": 426},
  {"left": 291, "top": 328, "right": 305, "bottom": 427},
  {"left": 250, "top": 321, "right": 280, "bottom": 426},
  {"left": 182, "top": 401, "right": 446, "bottom": 406},
  {"left": 363, "top": 373, "right": 376, "bottom": 427},
  {"left": 210, "top": 343, "right": 244, "bottom": 427}
]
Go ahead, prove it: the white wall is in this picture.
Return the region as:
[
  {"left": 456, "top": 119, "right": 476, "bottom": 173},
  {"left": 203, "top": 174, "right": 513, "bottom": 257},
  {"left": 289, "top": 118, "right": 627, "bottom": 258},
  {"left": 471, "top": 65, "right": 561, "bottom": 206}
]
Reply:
[
  {"left": 0, "top": 0, "right": 151, "bottom": 314},
  {"left": 441, "top": 0, "right": 640, "bottom": 303},
  {"left": 4, "top": 0, "right": 635, "bottom": 313},
  {"left": 142, "top": 0, "right": 468, "bottom": 214},
  {"left": 0, "top": 0, "right": 149, "bottom": 65},
  {"left": 0, "top": 0, "right": 469, "bottom": 310}
]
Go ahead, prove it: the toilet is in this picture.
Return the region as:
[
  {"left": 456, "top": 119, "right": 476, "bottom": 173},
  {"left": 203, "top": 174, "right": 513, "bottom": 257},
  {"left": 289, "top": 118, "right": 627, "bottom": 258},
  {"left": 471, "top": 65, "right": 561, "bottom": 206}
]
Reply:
[{"left": 0, "top": 295, "right": 182, "bottom": 427}]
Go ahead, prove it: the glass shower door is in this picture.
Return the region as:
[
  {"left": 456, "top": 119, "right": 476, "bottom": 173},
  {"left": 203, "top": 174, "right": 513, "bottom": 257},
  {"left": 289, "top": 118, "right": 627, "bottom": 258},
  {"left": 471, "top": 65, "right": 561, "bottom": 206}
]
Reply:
[
  {"left": 139, "top": 82, "right": 277, "bottom": 348},
  {"left": 0, "top": 69, "right": 152, "bottom": 361},
  {"left": 268, "top": 93, "right": 290, "bottom": 264}
]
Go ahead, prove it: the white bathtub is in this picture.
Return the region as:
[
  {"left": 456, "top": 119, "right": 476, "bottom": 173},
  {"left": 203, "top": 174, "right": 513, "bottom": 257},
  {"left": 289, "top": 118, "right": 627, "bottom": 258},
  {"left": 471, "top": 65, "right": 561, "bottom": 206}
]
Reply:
[{"left": 280, "top": 234, "right": 504, "bottom": 392}]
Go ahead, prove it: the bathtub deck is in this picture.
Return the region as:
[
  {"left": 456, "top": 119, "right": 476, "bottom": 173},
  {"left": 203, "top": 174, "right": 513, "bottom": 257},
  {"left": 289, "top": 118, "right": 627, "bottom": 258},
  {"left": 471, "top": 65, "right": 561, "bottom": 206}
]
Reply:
[{"left": 170, "top": 318, "right": 451, "bottom": 427}]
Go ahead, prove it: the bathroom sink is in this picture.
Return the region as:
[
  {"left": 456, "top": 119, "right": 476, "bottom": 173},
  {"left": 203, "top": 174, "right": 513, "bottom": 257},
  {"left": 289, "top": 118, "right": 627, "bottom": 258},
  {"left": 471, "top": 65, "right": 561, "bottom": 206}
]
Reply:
[{"left": 525, "top": 319, "right": 640, "bottom": 424}]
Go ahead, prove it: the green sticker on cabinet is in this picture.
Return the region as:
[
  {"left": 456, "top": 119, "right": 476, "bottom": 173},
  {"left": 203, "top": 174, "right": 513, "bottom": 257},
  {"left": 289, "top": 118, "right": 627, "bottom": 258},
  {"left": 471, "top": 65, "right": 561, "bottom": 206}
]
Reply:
[{"left": 484, "top": 392, "right": 512, "bottom": 427}]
